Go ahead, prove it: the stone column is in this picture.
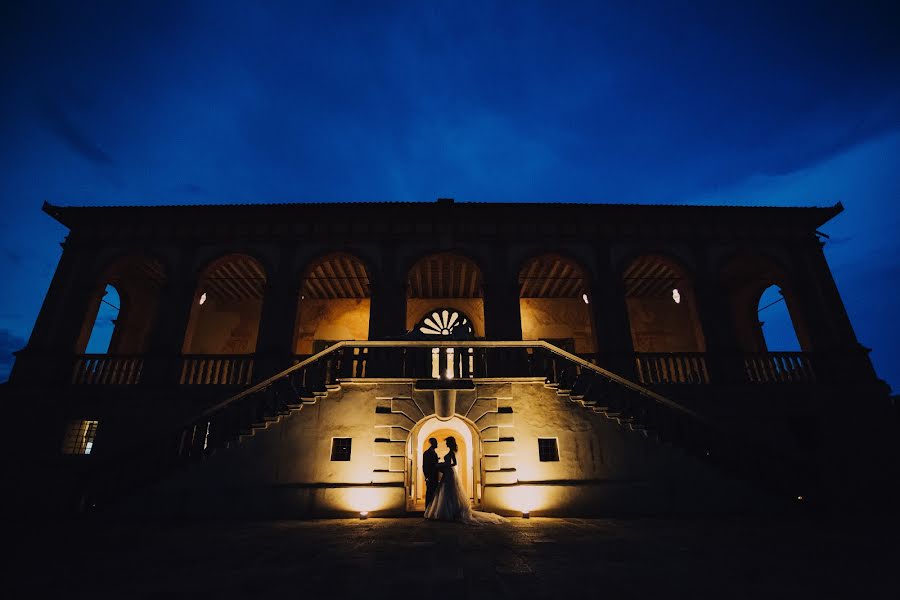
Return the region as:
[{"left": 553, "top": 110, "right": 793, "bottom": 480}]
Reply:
[
  {"left": 791, "top": 237, "right": 876, "bottom": 384},
  {"left": 691, "top": 246, "right": 745, "bottom": 385},
  {"left": 140, "top": 247, "right": 198, "bottom": 386},
  {"left": 588, "top": 245, "right": 636, "bottom": 380},
  {"left": 483, "top": 246, "right": 522, "bottom": 341},
  {"left": 254, "top": 244, "right": 300, "bottom": 381},
  {"left": 10, "top": 237, "right": 97, "bottom": 385},
  {"left": 368, "top": 246, "right": 407, "bottom": 340}
]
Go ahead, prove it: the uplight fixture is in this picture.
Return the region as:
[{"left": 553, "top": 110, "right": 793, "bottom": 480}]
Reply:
[
  {"left": 522, "top": 511, "right": 530, "bottom": 519},
  {"left": 199, "top": 292, "right": 207, "bottom": 305},
  {"left": 359, "top": 511, "right": 369, "bottom": 520}
]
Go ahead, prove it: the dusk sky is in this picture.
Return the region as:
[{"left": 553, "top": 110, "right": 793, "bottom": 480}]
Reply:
[{"left": 1, "top": 1, "right": 898, "bottom": 388}]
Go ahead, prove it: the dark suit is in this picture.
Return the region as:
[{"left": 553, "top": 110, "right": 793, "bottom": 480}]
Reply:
[{"left": 422, "top": 447, "right": 439, "bottom": 508}]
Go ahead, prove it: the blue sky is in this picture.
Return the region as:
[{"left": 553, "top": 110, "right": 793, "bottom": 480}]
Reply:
[{"left": 1, "top": 1, "right": 898, "bottom": 388}]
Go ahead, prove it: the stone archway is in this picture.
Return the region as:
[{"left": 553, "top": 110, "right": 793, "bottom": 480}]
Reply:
[{"left": 407, "top": 415, "right": 481, "bottom": 511}]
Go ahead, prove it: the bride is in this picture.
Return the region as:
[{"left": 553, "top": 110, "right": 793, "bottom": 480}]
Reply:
[{"left": 423, "top": 436, "right": 506, "bottom": 524}]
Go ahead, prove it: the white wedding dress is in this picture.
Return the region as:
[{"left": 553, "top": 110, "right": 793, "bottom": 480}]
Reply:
[{"left": 423, "top": 450, "right": 506, "bottom": 524}]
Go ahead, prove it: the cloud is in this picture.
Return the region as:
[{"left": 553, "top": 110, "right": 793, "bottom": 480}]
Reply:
[
  {"left": 0, "top": 328, "right": 26, "bottom": 383},
  {"left": 36, "top": 98, "right": 114, "bottom": 166}
]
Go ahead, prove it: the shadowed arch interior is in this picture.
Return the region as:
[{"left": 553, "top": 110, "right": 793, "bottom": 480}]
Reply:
[
  {"left": 76, "top": 255, "right": 167, "bottom": 354},
  {"left": 720, "top": 255, "right": 810, "bottom": 352},
  {"left": 623, "top": 254, "right": 706, "bottom": 352}
]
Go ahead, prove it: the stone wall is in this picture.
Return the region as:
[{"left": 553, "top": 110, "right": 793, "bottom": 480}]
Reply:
[
  {"left": 129, "top": 379, "right": 771, "bottom": 518},
  {"left": 519, "top": 298, "right": 596, "bottom": 353},
  {"left": 294, "top": 298, "right": 371, "bottom": 354},
  {"left": 183, "top": 297, "right": 262, "bottom": 354}
]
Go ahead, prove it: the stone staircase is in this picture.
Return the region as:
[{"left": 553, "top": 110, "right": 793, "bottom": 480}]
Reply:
[{"left": 76, "top": 341, "right": 818, "bottom": 512}]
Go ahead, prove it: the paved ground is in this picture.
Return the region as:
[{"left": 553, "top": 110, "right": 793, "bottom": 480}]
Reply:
[{"left": 11, "top": 516, "right": 900, "bottom": 599}]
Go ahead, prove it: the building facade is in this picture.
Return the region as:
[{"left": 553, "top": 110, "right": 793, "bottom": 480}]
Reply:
[{"left": 5, "top": 199, "right": 896, "bottom": 517}]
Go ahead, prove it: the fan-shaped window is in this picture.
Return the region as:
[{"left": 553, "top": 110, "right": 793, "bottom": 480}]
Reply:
[
  {"left": 416, "top": 308, "right": 474, "bottom": 339},
  {"left": 413, "top": 308, "right": 475, "bottom": 378},
  {"left": 406, "top": 253, "right": 485, "bottom": 338}
]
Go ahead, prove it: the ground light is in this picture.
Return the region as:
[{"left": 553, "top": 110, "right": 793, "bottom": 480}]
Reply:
[
  {"left": 359, "top": 511, "right": 368, "bottom": 520},
  {"left": 522, "top": 511, "right": 530, "bottom": 519}
]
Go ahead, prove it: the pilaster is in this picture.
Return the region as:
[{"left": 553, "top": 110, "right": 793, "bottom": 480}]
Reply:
[
  {"left": 483, "top": 245, "right": 522, "bottom": 341},
  {"left": 588, "top": 245, "right": 636, "bottom": 380}
]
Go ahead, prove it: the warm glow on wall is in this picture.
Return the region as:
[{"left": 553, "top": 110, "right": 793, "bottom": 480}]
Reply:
[
  {"left": 491, "top": 484, "right": 557, "bottom": 514},
  {"left": 342, "top": 487, "right": 394, "bottom": 513}
]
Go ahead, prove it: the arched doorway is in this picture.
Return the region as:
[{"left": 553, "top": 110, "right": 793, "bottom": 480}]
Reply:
[{"left": 407, "top": 415, "right": 482, "bottom": 511}]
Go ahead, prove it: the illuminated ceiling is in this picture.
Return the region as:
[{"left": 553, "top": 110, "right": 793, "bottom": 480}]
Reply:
[
  {"left": 519, "top": 255, "right": 586, "bottom": 298},
  {"left": 408, "top": 254, "right": 482, "bottom": 298},
  {"left": 303, "top": 254, "right": 370, "bottom": 299},
  {"left": 202, "top": 255, "right": 267, "bottom": 301},
  {"left": 623, "top": 256, "right": 684, "bottom": 298}
]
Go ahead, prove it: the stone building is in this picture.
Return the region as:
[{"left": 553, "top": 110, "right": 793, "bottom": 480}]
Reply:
[{"left": 5, "top": 198, "right": 897, "bottom": 517}]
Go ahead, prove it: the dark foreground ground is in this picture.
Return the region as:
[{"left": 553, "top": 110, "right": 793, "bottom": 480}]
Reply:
[{"left": 10, "top": 515, "right": 900, "bottom": 599}]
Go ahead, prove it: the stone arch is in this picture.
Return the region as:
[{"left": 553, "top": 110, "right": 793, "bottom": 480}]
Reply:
[
  {"left": 518, "top": 253, "right": 595, "bottom": 354},
  {"left": 75, "top": 254, "right": 167, "bottom": 354},
  {"left": 622, "top": 253, "right": 706, "bottom": 352},
  {"left": 182, "top": 253, "right": 267, "bottom": 354},
  {"left": 720, "top": 253, "right": 811, "bottom": 352},
  {"left": 407, "top": 415, "right": 482, "bottom": 510},
  {"left": 294, "top": 252, "right": 372, "bottom": 355},
  {"left": 405, "top": 252, "right": 485, "bottom": 337}
]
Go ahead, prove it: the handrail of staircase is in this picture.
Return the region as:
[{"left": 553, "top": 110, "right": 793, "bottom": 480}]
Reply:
[{"left": 195, "top": 340, "right": 708, "bottom": 426}]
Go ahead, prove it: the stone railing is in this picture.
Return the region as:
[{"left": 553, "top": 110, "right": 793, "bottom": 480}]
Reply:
[
  {"left": 71, "top": 355, "right": 144, "bottom": 385},
  {"left": 76, "top": 341, "right": 817, "bottom": 514},
  {"left": 634, "top": 352, "right": 710, "bottom": 385},
  {"left": 743, "top": 352, "right": 816, "bottom": 384},
  {"left": 178, "top": 355, "right": 255, "bottom": 385}
]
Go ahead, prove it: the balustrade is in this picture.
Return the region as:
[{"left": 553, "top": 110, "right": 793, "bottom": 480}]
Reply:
[
  {"left": 75, "top": 340, "right": 821, "bottom": 513},
  {"left": 178, "top": 355, "right": 255, "bottom": 385},
  {"left": 743, "top": 352, "right": 816, "bottom": 384},
  {"left": 67, "top": 348, "right": 824, "bottom": 387},
  {"left": 71, "top": 355, "right": 143, "bottom": 385},
  {"left": 634, "top": 353, "right": 710, "bottom": 385}
]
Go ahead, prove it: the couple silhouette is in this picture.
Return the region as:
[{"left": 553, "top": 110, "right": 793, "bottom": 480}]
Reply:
[{"left": 421, "top": 436, "right": 505, "bottom": 524}]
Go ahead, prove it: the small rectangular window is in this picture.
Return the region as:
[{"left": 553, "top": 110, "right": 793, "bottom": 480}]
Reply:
[
  {"left": 62, "top": 420, "right": 99, "bottom": 455},
  {"left": 538, "top": 438, "right": 559, "bottom": 462},
  {"left": 331, "top": 437, "right": 352, "bottom": 461}
]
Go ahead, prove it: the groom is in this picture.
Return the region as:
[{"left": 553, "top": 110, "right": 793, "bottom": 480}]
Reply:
[{"left": 422, "top": 437, "right": 439, "bottom": 509}]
